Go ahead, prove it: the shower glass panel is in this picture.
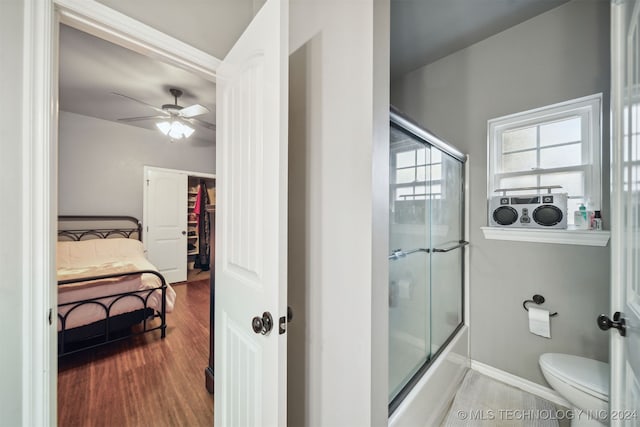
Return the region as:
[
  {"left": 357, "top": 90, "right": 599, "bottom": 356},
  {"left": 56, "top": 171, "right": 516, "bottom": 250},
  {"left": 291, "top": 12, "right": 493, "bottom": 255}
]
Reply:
[
  {"left": 389, "top": 125, "right": 432, "bottom": 402},
  {"left": 388, "top": 108, "right": 466, "bottom": 409},
  {"left": 430, "top": 149, "right": 464, "bottom": 354}
]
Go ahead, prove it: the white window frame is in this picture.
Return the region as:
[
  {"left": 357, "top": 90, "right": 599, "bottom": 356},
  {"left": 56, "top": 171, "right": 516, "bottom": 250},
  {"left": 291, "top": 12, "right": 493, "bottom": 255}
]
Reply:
[
  {"left": 482, "top": 94, "right": 610, "bottom": 246},
  {"left": 487, "top": 93, "right": 602, "bottom": 214}
]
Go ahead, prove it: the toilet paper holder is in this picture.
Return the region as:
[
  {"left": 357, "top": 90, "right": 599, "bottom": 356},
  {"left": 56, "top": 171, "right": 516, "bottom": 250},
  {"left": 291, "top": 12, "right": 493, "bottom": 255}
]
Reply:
[{"left": 522, "top": 294, "right": 558, "bottom": 317}]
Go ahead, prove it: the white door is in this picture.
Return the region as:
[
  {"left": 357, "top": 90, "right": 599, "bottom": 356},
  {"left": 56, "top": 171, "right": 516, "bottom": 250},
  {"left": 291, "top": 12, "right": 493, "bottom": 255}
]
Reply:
[
  {"left": 144, "top": 167, "right": 188, "bottom": 284},
  {"left": 610, "top": 1, "right": 640, "bottom": 423},
  {"left": 214, "top": 0, "right": 288, "bottom": 425}
]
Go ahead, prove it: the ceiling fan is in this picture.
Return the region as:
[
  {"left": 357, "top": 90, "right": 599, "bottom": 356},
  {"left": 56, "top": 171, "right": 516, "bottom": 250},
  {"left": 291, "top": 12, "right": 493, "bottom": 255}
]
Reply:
[{"left": 113, "top": 88, "right": 215, "bottom": 140}]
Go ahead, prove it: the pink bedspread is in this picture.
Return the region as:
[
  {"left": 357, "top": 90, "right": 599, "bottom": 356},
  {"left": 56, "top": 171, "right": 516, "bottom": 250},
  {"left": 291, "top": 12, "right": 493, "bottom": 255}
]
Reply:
[{"left": 57, "top": 238, "right": 176, "bottom": 331}]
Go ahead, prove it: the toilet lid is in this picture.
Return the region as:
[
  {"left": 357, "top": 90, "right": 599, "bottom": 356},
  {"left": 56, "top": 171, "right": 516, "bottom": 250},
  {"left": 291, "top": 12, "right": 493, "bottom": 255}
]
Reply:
[{"left": 540, "top": 353, "right": 609, "bottom": 402}]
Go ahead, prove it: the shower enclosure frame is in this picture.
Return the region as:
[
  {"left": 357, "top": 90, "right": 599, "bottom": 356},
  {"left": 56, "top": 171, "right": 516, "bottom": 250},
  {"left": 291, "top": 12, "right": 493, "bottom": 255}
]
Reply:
[{"left": 388, "top": 106, "right": 468, "bottom": 415}]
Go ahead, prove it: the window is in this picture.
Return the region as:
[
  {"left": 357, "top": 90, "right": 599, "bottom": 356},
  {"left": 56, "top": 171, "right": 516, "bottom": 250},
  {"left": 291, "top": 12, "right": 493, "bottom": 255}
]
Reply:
[
  {"left": 487, "top": 94, "right": 602, "bottom": 225},
  {"left": 392, "top": 146, "right": 442, "bottom": 201}
]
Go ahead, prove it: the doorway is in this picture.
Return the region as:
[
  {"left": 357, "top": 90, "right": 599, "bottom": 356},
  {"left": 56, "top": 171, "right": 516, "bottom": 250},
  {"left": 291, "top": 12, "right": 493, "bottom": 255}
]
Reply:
[
  {"left": 26, "top": 1, "right": 291, "bottom": 425},
  {"left": 54, "top": 6, "right": 218, "bottom": 426},
  {"left": 142, "top": 166, "right": 216, "bottom": 284}
]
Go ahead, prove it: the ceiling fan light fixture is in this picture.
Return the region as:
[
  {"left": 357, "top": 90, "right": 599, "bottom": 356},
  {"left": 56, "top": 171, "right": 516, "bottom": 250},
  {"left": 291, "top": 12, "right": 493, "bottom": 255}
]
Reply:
[
  {"left": 156, "top": 120, "right": 195, "bottom": 140},
  {"left": 156, "top": 121, "right": 172, "bottom": 135},
  {"left": 182, "top": 124, "right": 195, "bottom": 138},
  {"left": 114, "top": 89, "right": 214, "bottom": 137}
]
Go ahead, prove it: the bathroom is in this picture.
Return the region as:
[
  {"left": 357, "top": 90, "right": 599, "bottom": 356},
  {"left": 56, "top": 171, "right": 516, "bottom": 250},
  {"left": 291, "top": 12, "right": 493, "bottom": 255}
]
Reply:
[{"left": 388, "top": 0, "right": 636, "bottom": 425}]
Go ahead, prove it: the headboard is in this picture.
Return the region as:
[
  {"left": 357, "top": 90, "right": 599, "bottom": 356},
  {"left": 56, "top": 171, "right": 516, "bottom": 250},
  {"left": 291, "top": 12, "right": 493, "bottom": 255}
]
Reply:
[{"left": 58, "top": 215, "right": 142, "bottom": 242}]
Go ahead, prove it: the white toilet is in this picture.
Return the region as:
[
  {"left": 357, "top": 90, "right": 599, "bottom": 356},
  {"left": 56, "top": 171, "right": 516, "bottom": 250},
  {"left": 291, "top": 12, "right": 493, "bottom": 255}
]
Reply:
[{"left": 539, "top": 353, "right": 609, "bottom": 427}]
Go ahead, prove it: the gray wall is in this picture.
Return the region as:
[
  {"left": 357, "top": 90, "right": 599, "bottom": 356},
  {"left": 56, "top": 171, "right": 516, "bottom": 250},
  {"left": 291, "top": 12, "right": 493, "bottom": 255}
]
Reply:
[
  {"left": 95, "top": 0, "right": 255, "bottom": 59},
  {"left": 0, "top": 1, "right": 24, "bottom": 424},
  {"left": 59, "top": 111, "right": 215, "bottom": 220},
  {"left": 391, "top": 0, "right": 610, "bottom": 386}
]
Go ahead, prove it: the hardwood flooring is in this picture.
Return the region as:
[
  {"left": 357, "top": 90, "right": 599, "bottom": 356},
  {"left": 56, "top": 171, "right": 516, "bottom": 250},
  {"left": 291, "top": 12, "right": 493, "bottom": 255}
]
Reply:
[
  {"left": 187, "top": 268, "right": 210, "bottom": 283},
  {"left": 58, "top": 279, "right": 213, "bottom": 427}
]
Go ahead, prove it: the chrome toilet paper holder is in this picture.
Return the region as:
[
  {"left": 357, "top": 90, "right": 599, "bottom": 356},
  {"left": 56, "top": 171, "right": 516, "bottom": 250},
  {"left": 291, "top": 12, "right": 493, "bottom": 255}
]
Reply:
[{"left": 523, "top": 294, "right": 558, "bottom": 317}]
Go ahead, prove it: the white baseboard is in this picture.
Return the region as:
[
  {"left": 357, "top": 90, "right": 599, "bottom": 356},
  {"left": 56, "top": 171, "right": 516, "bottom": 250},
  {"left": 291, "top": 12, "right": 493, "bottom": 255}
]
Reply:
[{"left": 470, "top": 360, "right": 572, "bottom": 408}]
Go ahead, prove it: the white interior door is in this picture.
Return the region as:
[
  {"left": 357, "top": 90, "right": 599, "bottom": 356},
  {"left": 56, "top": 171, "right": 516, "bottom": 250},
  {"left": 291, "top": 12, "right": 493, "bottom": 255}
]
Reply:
[
  {"left": 214, "top": 0, "right": 288, "bottom": 425},
  {"left": 610, "top": 1, "right": 640, "bottom": 423},
  {"left": 144, "top": 167, "right": 188, "bottom": 284}
]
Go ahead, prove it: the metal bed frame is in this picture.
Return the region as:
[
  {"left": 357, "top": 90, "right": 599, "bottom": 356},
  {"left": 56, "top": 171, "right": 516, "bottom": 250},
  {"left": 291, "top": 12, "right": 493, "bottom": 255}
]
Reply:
[{"left": 57, "top": 216, "right": 167, "bottom": 357}]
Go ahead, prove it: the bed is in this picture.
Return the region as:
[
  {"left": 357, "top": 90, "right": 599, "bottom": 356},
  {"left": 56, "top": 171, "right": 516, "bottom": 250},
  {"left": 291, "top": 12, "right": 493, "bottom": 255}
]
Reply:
[{"left": 57, "top": 216, "right": 176, "bottom": 356}]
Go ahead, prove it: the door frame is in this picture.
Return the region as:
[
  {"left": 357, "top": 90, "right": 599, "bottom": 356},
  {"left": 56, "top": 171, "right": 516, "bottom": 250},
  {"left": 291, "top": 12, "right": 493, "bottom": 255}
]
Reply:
[
  {"left": 142, "top": 165, "right": 217, "bottom": 246},
  {"left": 23, "top": 1, "right": 221, "bottom": 425},
  {"left": 142, "top": 166, "right": 217, "bottom": 283}
]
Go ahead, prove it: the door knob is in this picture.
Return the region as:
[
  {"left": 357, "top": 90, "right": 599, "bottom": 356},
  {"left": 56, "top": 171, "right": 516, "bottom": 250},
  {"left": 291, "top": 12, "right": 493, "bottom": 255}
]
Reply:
[
  {"left": 181, "top": 230, "right": 186, "bottom": 235},
  {"left": 252, "top": 312, "right": 273, "bottom": 335},
  {"left": 597, "top": 312, "right": 626, "bottom": 337}
]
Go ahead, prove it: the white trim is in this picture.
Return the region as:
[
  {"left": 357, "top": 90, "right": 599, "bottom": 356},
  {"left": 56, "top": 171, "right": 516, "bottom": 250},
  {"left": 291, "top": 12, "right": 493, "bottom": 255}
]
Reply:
[
  {"left": 22, "top": 1, "right": 57, "bottom": 426},
  {"left": 54, "top": 0, "right": 221, "bottom": 82},
  {"left": 609, "top": 1, "right": 628, "bottom": 423},
  {"left": 481, "top": 226, "right": 611, "bottom": 246},
  {"left": 488, "top": 93, "right": 604, "bottom": 125},
  {"left": 143, "top": 165, "right": 216, "bottom": 180},
  {"left": 470, "top": 360, "right": 572, "bottom": 409}
]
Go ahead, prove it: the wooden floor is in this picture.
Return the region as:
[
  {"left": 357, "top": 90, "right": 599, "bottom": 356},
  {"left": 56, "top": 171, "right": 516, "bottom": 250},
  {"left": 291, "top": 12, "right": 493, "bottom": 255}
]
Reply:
[
  {"left": 58, "top": 279, "right": 213, "bottom": 427},
  {"left": 187, "top": 268, "right": 210, "bottom": 282}
]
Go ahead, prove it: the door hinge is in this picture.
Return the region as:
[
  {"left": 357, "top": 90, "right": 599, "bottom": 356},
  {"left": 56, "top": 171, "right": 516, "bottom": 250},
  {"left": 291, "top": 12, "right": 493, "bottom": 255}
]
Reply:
[{"left": 48, "top": 308, "right": 52, "bottom": 325}]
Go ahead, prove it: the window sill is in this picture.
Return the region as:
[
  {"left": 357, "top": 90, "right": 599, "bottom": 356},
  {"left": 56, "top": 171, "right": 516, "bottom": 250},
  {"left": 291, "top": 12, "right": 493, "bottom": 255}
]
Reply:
[{"left": 480, "top": 226, "right": 610, "bottom": 247}]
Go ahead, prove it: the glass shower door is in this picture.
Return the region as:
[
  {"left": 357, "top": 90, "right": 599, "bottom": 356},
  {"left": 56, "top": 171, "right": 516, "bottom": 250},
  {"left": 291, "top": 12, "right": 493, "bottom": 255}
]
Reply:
[
  {"left": 429, "top": 148, "right": 464, "bottom": 354},
  {"left": 388, "top": 108, "right": 466, "bottom": 410},
  {"left": 388, "top": 125, "right": 432, "bottom": 403}
]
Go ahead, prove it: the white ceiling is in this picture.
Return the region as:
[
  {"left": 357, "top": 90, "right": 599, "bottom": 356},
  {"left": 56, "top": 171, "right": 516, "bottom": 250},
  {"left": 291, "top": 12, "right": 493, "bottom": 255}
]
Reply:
[
  {"left": 390, "top": 0, "right": 570, "bottom": 79},
  {"left": 94, "top": 0, "right": 257, "bottom": 60},
  {"left": 59, "top": 24, "right": 216, "bottom": 145},
  {"left": 60, "top": 1, "right": 571, "bottom": 136}
]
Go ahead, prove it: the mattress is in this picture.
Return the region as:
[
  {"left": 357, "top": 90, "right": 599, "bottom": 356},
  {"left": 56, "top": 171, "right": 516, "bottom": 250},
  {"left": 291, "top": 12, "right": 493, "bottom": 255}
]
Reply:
[{"left": 57, "top": 238, "right": 176, "bottom": 331}]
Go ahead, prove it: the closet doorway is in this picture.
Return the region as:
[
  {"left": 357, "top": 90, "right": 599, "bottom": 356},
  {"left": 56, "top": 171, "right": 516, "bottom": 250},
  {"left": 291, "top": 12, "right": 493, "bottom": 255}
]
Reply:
[{"left": 143, "top": 166, "right": 216, "bottom": 284}]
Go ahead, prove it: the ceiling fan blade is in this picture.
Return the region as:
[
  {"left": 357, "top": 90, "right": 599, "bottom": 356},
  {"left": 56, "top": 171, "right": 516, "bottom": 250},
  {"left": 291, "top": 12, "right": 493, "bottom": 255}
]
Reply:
[
  {"left": 117, "top": 115, "right": 168, "bottom": 123},
  {"left": 111, "top": 92, "right": 167, "bottom": 115},
  {"left": 179, "top": 104, "right": 210, "bottom": 118},
  {"left": 185, "top": 117, "right": 216, "bottom": 130}
]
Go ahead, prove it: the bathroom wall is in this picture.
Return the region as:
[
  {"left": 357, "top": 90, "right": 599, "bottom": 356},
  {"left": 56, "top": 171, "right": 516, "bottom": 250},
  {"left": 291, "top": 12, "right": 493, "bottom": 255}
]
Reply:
[{"left": 391, "top": 0, "right": 610, "bottom": 386}]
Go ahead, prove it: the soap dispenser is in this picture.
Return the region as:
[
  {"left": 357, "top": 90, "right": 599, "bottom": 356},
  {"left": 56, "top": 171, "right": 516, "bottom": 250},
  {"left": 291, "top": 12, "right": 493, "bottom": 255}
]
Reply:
[{"left": 575, "top": 203, "right": 588, "bottom": 229}]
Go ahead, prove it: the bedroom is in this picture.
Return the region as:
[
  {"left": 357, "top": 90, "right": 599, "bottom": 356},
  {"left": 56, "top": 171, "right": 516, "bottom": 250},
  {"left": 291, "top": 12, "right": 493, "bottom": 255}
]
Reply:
[{"left": 55, "top": 20, "right": 218, "bottom": 427}]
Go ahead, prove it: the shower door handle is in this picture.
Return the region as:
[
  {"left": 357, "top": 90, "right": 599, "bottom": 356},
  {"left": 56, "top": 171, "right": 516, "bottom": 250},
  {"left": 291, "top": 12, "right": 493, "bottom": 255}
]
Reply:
[{"left": 432, "top": 240, "right": 469, "bottom": 253}]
